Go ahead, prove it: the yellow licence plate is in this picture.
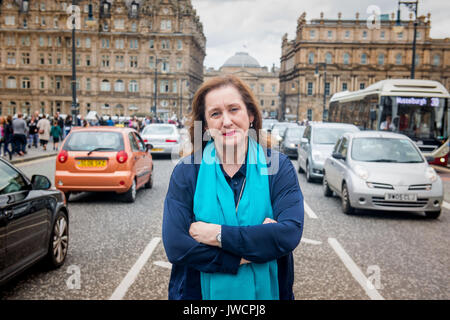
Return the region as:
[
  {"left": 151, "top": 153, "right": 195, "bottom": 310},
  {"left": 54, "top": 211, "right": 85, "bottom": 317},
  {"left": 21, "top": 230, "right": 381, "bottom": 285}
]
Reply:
[
  {"left": 151, "top": 148, "right": 164, "bottom": 152},
  {"left": 77, "top": 160, "right": 106, "bottom": 167}
]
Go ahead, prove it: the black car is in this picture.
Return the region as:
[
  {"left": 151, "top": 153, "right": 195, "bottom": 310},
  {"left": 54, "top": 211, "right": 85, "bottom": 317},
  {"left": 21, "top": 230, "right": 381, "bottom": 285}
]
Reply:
[
  {"left": 0, "top": 158, "right": 69, "bottom": 286},
  {"left": 281, "top": 126, "right": 306, "bottom": 159}
]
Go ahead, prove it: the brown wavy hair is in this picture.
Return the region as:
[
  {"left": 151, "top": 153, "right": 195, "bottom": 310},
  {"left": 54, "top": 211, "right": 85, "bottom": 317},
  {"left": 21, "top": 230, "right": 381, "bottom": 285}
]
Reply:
[{"left": 186, "top": 75, "right": 271, "bottom": 154}]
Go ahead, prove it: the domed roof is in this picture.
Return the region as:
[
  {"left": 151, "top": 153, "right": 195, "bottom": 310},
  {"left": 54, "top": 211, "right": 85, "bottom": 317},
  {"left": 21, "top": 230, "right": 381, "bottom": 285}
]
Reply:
[{"left": 222, "top": 52, "right": 261, "bottom": 68}]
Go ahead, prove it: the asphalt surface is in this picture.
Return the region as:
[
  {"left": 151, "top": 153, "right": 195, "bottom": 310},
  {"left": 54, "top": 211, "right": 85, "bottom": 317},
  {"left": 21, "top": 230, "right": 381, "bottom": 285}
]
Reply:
[{"left": 1, "top": 155, "right": 449, "bottom": 300}]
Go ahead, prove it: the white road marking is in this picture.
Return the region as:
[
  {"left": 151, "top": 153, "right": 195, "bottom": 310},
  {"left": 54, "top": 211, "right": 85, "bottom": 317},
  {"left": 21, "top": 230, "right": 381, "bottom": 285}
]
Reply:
[
  {"left": 154, "top": 261, "right": 172, "bottom": 270},
  {"left": 301, "top": 238, "right": 322, "bottom": 245},
  {"left": 328, "top": 238, "right": 384, "bottom": 300},
  {"left": 15, "top": 156, "right": 56, "bottom": 167},
  {"left": 304, "top": 201, "right": 318, "bottom": 219},
  {"left": 109, "top": 237, "right": 161, "bottom": 300},
  {"left": 442, "top": 201, "right": 450, "bottom": 210}
]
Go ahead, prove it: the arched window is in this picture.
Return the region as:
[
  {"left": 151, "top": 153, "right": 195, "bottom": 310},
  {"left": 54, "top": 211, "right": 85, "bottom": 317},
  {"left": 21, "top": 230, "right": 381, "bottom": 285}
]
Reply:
[
  {"left": 114, "top": 80, "right": 124, "bottom": 92},
  {"left": 101, "top": 79, "right": 110, "bottom": 91},
  {"left": 433, "top": 54, "right": 441, "bottom": 66},
  {"left": 325, "top": 52, "right": 332, "bottom": 64},
  {"left": 343, "top": 53, "right": 350, "bottom": 65},
  {"left": 361, "top": 53, "right": 367, "bottom": 65},
  {"left": 129, "top": 80, "right": 139, "bottom": 92},
  {"left": 7, "top": 76, "right": 17, "bottom": 89},
  {"left": 395, "top": 53, "right": 402, "bottom": 65},
  {"left": 308, "top": 52, "right": 314, "bottom": 64}
]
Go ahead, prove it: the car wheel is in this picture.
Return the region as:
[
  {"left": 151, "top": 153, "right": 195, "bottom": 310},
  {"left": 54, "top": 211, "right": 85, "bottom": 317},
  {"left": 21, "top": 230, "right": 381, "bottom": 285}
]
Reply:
[
  {"left": 306, "top": 162, "right": 314, "bottom": 182},
  {"left": 425, "top": 210, "right": 440, "bottom": 219},
  {"left": 341, "top": 182, "right": 354, "bottom": 215},
  {"left": 144, "top": 173, "right": 153, "bottom": 189},
  {"left": 45, "top": 211, "right": 69, "bottom": 269},
  {"left": 123, "top": 179, "right": 137, "bottom": 203},
  {"left": 323, "top": 174, "right": 333, "bottom": 197}
]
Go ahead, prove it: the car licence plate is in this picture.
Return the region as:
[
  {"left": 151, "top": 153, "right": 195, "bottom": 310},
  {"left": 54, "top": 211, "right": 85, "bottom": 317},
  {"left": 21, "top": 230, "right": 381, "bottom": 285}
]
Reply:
[
  {"left": 151, "top": 148, "right": 164, "bottom": 152},
  {"left": 384, "top": 193, "right": 417, "bottom": 201},
  {"left": 77, "top": 160, "right": 106, "bottom": 167}
]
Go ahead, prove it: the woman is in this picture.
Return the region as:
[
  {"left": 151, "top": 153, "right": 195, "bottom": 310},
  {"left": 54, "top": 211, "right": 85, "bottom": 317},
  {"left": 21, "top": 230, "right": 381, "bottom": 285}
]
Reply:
[
  {"left": 64, "top": 115, "right": 73, "bottom": 137},
  {"left": 162, "top": 75, "right": 304, "bottom": 300},
  {"left": 1, "top": 116, "right": 14, "bottom": 160},
  {"left": 37, "top": 114, "right": 51, "bottom": 151}
]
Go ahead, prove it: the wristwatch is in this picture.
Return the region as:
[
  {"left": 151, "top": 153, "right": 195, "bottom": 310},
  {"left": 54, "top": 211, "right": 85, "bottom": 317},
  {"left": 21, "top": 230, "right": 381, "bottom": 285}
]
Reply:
[{"left": 216, "top": 232, "right": 222, "bottom": 248}]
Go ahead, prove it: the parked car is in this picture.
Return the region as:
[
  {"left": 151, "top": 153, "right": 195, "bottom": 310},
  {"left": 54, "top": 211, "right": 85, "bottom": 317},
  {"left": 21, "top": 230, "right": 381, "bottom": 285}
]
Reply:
[
  {"left": 298, "top": 122, "right": 359, "bottom": 182},
  {"left": 141, "top": 124, "right": 181, "bottom": 156},
  {"left": 0, "top": 158, "right": 69, "bottom": 286},
  {"left": 55, "top": 127, "right": 153, "bottom": 203},
  {"left": 322, "top": 131, "right": 443, "bottom": 218},
  {"left": 271, "top": 122, "right": 299, "bottom": 150},
  {"left": 262, "top": 119, "right": 279, "bottom": 133},
  {"left": 280, "top": 126, "right": 306, "bottom": 159}
]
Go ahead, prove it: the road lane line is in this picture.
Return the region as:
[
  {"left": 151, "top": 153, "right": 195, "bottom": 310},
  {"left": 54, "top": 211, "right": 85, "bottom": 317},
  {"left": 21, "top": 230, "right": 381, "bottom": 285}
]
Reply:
[
  {"left": 328, "top": 238, "right": 384, "bottom": 300},
  {"left": 442, "top": 201, "right": 450, "bottom": 211},
  {"left": 301, "top": 238, "right": 322, "bottom": 245},
  {"left": 304, "top": 201, "right": 318, "bottom": 219},
  {"left": 154, "top": 261, "right": 172, "bottom": 270},
  {"left": 109, "top": 237, "right": 161, "bottom": 300}
]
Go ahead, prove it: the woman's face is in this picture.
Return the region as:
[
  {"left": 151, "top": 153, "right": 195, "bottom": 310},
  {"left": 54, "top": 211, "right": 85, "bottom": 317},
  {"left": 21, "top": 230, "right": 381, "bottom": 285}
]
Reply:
[{"left": 204, "top": 85, "right": 254, "bottom": 150}]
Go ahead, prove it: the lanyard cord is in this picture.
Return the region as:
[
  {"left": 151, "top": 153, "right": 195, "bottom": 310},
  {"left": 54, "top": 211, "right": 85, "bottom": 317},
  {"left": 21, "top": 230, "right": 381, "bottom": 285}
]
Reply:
[{"left": 235, "top": 177, "right": 247, "bottom": 214}]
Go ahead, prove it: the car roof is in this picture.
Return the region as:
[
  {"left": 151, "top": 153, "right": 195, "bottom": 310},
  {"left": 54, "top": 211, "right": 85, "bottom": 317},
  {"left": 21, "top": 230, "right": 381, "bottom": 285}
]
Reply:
[
  {"left": 70, "top": 126, "right": 137, "bottom": 133},
  {"left": 345, "top": 130, "right": 411, "bottom": 140},
  {"left": 309, "top": 122, "right": 358, "bottom": 129},
  {"left": 144, "top": 123, "right": 177, "bottom": 128}
]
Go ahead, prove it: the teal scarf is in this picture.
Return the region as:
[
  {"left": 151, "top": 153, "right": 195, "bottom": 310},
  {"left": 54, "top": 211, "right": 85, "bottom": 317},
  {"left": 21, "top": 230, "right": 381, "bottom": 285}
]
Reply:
[{"left": 193, "top": 137, "right": 279, "bottom": 300}]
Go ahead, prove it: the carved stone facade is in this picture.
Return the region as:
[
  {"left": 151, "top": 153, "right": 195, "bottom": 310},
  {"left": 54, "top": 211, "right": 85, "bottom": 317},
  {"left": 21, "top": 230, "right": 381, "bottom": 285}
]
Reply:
[
  {"left": 204, "top": 52, "right": 280, "bottom": 118},
  {"left": 0, "top": 0, "right": 205, "bottom": 119},
  {"left": 280, "top": 12, "right": 450, "bottom": 122}
]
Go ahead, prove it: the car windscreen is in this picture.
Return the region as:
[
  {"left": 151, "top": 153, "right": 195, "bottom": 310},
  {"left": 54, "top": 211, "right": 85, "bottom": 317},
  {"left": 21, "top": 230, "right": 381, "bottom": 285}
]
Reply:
[
  {"left": 312, "top": 127, "right": 355, "bottom": 144},
  {"left": 143, "top": 126, "right": 175, "bottom": 135},
  {"left": 286, "top": 127, "right": 305, "bottom": 139},
  {"left": 351, "top": 137, "right": 424, "bottom": 163},
  {"left": 63, "top": 131, "right": 124, "bottom": 151}
]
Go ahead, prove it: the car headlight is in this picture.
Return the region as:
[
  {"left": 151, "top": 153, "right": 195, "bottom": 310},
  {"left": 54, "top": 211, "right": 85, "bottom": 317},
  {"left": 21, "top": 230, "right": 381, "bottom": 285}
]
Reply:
[
  {"left": 354, "top": 165, "right": 369, "bottom": 180},
  {"left": 289, "top": 143, "right": 296, "bottom": 148},
  {"left": 425, "top": 167, "right": 438, "bottom": 183},
  {"left": 312, "top": 150, "right": 323, "bottom": 161}
]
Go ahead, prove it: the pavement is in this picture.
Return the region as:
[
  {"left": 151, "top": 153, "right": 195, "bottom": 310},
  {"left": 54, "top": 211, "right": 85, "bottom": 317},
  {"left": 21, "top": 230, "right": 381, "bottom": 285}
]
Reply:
[{"left": 1, "top": 145, "right": 58, "bottom": 165}]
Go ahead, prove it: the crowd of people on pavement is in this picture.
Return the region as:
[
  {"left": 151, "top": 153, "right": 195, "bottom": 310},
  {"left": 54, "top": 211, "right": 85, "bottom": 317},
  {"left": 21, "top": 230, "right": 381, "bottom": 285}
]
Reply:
[{"left": 0, "top": 111, "right": 72, "bottom": 161}]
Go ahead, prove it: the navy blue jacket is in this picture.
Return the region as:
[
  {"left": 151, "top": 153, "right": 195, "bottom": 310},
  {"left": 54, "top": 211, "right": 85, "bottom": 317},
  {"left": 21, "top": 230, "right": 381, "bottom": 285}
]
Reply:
[{"left": 162, "top": 148, "right": 304, "bottom": 300}]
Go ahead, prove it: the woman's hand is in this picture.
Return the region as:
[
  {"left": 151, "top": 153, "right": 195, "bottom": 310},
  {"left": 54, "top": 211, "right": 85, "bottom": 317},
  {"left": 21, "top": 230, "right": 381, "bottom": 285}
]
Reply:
[
  {"left": 189, "top": 221, "right": 221, "bottom": 246},
  {"left": 263, "top": 218, "right": 277, "bottom": 224}
]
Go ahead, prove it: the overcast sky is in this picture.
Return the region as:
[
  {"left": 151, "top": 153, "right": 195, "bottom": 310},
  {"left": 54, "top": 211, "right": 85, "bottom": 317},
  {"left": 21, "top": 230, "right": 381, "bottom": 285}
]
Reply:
[{"left": 191, "top": 0, "right": 450, "bottom": 70}]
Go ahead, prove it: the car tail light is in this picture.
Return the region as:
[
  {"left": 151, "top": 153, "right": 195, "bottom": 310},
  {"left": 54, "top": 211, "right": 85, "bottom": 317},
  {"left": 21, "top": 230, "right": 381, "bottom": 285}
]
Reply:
[
  {"left": 166, "top": 139, "right": 177, "bottom": 143},
  {"left": 144, "top": 139, "right": 148, "bottom": 143},
  {"left": 116, "top": 150, "right": 128, "bottom": 163},
  {"left": 58, "top": 150, "right": 68, "bottom": 163}
]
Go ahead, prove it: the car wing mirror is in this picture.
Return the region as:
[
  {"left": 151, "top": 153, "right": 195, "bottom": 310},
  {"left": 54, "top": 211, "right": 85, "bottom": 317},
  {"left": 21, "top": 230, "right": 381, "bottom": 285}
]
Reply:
[
  {"left": 31, "top": 175, "right": 51, "bottom": 190},
  {"left": 146, "top": 143, "right": 154, "bottom": 151},
  {"left": 332, "top": 152, "right": 345, "bottom": 160}
]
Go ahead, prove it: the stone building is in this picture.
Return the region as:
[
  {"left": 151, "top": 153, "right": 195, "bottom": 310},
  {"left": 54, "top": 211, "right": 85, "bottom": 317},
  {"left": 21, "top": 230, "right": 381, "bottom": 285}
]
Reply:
[
  {"left": 204, "top": 52, "right": 280, "bottom": 118},
  {"left": 279, "top": 11, "right": 450, "bottom": 122},
  {"left": 0, "top": 0, "right": 205, "bottom": 120}
]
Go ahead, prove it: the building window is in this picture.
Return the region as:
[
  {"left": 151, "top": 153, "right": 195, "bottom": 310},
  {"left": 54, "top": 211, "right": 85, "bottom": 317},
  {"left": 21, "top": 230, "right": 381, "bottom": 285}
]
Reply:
[
  {"left": 114, "top": 19, "right": 124, "bottom": 30},
  {"left": 22, "top": 52, "right": 30, "bottom": 65},
  {"left": 149, "top": 39, "right": 154, "bottom": 49},
  {"left": 343, "top": 53, "right": 350, "bottom": 65},
  {"left": 361, "top": 53, "right": 367, "bottom": 65},
  {"left": 6, "top": 77, "right": 17, "bottom": 89},
  {"left": 307, "top": 109, "right": 312, "bottom": 121},
  {"left": 149, "top": 56, "right": 155, "bottom": 68},
  {"left": 380, "top": 30, "right": 385, "bottom": 39},
  {"left": 161, "top": 40, "right": 170, "bottom": 49},
  {"left": 115, "top": 55, "right": 124, "bottom": 68},
  {"left": 40, "top": 53, "right": 46, "bottom": 65},
  {"left": 271, "top": 100, "right": 275, "bottom": 106},
  {"left": 307, "top": 82, "right": 313, "bottom": 96},
  {"left": 378, "top": 53, "right": 385, "bottom": 65},
  {"left": 395, "top": 53, "right": 402, "bottom": 65},
  {"left": 414, "top": 54, "right": 420, "bottom": 66},
  {"left": 260, "top": 84, "right": 265, "bottom": 92},
  {"left": 101, "top": 38, "right": 110, "bottom": 49},
  {"left": 177, "top": 40, "right": 183, "bottom": 50},
  {"left": 86, "top": 55, "right": 91, "bottom": 66},
  {"left": 86, "top": 37, "right": 91, "bottom": 48},
  {"left": 129, "top": 38, "right": 139, "bottom": 49},
  {"left": 360, "top": 83, "right": 365, "bottom": 90},
  {"left": 172, "top": 80, "right": 178, "bottom": 93},
  {"left": 21, "top": 36, "right": 30, "bottom": 46},
  {"left": 160, "top": 80, "right": 169, "bottom": 93},
  {"left": 86, "top": 78, "right": 91, "bottom": 91},
  {"left": 161, "top": 20, "right": 172, "bottom": 31},
  {"left": 362, "top": 30, "right": 368, "bottom": 39},
  {"left": 115, "top": 39, "right": 124, "bottom": 49},
  {"left": 7, "top": 52, "right": 16, "bottom": 64},
  {"left": 5, "top": 16, "right": 15, "bottom": 26},
  {"left": 101, "top": 80, "right": 111, "bottom": 91},
  {"left": 39, "top": 36, "right": 45, "bottom": 47},
  {"left": 114, "top": 80, "right": 125, "bottom": 92},
  {"left": 397, "top": 32, "right": 403, "bottom": 39},
  {"left": 308, "top": 52, "right": 314, "bottom": 64},
  {"left": 161, "top": 61, "right": 169, "bottom": 72},
  {"left": 310, "top": 30, "right": 316, "bottom": 39},
  {"left": 272, "top": 84, "right": 276, "bottom": 93},
  {"left": 129, "top": 80, "right": 139, "bottom": 92},
  {"left": 21, "top": 77, "right": 31, "bottom": 89},
  {"left": 417, "top": 31, "right": 421, "bottom": 40},
  {"left": 102, "top": 55, "right": 110, "bottom": 67},
  {"left": 130, "top": 56, "right": 138, "bottom": 68},
  {"left": 57, "top": 53, "right": 62, "bottom": 65},
  {"left": 5, "top": 36, "right": 15, "bottom": 46},
  {"left": 342, "top": 82, "right": 348, "bottom": 91},
  {"left": 345, "top": 30, "right": 350, "bottom": 39},
  {"left": 433, "top": 54, "right": 441, "bottom": 66},
  {"left": 176, "top": 58, "right": 182, "bottom": 70},
  {"left": 325, "top": 52, "right": 332, "bottom": 64},
  {"left": 131, "top": 23, "right": 137, "bottom": 32},
  {"left": 327, "top": 30, "right": 332, "bottom": 39}
]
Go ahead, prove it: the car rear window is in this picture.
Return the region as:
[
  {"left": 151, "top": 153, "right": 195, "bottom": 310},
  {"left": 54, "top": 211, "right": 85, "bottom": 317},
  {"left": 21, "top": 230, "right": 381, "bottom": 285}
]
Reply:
[
  {"left": 63, "top": 131, "right": 124, "bottom": 151},
  {"left": 143, "top": 126, "right": 174, "bottom": 135}
]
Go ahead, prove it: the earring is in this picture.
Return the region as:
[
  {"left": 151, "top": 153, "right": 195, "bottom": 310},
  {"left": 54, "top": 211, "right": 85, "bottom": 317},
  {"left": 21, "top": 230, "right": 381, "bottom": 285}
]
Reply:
[{"left": 250, "top": 122, "right": 254, "bottom": 128}]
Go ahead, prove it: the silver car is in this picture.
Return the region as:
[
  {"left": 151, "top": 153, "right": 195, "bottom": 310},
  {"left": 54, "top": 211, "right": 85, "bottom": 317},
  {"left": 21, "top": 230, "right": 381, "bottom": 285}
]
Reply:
[
  {"left": 298, "top": 122, "right": 359, "bottom": 182},
  {"left": 322, "top": 131, "right": 443, "bottom": 218},
  {"left": 141, "top": 124, "right": 181, "bottom": 155}
]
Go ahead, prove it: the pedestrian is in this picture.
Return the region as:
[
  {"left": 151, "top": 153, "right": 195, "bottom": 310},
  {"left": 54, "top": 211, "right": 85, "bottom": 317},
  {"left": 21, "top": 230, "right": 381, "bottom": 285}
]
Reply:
[
  {"left": 37, "top": 114, "right": 51, "bottom": 151},
  {"left": 12, "top": 113, "right": 28, "bottom": 156},
  {"left": 0, "top": 116, "right": 10, "bottom": 159},
  {"left": 107, "top": 116, "right": 114, "bottom": 126},
  {"left": 55, "top": 112, "right": 65, "bottom": 138},
  {"left": 162, "top": 75, "right": 304, "bottom": 300},
  {"left": 50, "top": 120, "right": 62, "bottom": 151},
  {"left": 27, "top": 114, "right": 39, "bottom": 148},
  {"left": 64, "top": 115, "right": 73, "bottom": 137}
]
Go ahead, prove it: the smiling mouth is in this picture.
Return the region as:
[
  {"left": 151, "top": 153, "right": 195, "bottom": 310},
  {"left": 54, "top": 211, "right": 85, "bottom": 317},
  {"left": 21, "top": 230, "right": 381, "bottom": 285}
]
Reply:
[{"left": 223, "top": 130, "right": 236, "bottom": 137}]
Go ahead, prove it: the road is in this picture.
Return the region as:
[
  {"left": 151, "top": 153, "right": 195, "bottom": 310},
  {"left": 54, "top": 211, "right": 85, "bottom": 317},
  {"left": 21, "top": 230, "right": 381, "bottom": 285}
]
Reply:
[{"left": 1, "top": 155, "right": 449, "bottom": 300}]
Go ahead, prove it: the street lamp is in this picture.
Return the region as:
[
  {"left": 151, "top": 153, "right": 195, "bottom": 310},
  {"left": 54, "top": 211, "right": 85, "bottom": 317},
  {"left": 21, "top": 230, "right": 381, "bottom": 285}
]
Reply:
[
  {"left": 70, "top": 0, "right": 78, "bottom": 125},
  {"left": 153, "top": 56, "right": 166, "bottom": 118},
  {"left": 292, "top": 78, "right": 300, "bottom": 123},
  {"left": 315, "top": 62, "right": 327, "bottom": 122},
  {"left": 394, "top": 0, "right": 419, "bottom": 79}
]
